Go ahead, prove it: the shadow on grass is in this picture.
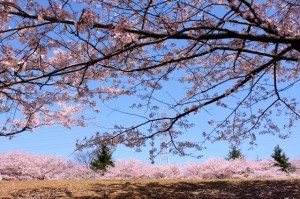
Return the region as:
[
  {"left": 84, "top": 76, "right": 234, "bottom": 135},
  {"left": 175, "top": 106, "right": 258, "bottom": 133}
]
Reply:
[
  {"left": 89, "top": 180, "right": 300, "bottom": 199},
  {"left": 8, "top": 179, "right": 300, "bottom": 199},
  {"left": 9, "top": 187, "right": 74, "bottom": 198}
]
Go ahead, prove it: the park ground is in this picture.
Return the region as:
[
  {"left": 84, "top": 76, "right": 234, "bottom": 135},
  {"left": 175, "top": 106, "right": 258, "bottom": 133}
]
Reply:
[{"left": 0, "top": 179, "right": 300, "bottom": 198}]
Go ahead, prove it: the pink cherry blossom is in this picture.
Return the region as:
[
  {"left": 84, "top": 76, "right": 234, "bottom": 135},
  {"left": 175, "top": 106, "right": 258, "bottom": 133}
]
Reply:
[
  {"left": 0, "top": 0, "right": 299, "bottom": 158},
  {"left": 1, "top": 152, "right": 299, "bottom": 180}
]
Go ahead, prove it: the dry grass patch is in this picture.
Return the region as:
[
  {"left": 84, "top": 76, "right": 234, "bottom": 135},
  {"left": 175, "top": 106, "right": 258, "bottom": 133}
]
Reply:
[{"left": 0, "top": 178, "right": 299, "bottom": 198}]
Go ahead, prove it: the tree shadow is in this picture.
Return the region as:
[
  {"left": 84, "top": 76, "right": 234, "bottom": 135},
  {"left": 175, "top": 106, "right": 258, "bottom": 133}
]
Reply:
[
  {"left": 7, "top": 179, "right": 300, "bottom": 199},
  {"left": 89, "top": 179, "right": 300, "bottom": 199},
  {"left": 9, "top": 187, "right": 73, "bottom": 198}
]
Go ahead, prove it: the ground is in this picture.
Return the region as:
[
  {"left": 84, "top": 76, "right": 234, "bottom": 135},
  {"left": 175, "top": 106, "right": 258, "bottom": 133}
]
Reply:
[{"left": 0, "top": 179, "right": 299, "bottom": 198}]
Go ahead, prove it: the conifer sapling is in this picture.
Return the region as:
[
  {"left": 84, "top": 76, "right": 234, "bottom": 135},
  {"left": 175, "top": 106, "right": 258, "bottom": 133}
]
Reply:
[
  {"left": 90, "top": 145, "right": 115, "bottom": 172},
  {"left": 225, "top": 145, "right": 243, "bottom": 160},
  {"left": 271, "top": 145, "right": 295, "bottom": 173}
]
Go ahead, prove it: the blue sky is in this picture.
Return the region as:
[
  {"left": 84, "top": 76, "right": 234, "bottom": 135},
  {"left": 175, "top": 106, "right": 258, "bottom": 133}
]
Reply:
[{"left": 1, "top": 120, "right": 299, "bottom": 164}]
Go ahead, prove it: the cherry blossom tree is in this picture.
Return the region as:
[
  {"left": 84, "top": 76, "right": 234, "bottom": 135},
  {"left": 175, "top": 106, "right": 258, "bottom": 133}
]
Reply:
[
  {"left": 0, "top": 152, "right": 299, "bottom": 180},
  {"left": 290, "top": 158, "right": 300, "bottom": 174},
  {"left": 0, "top": 0, "right": 299, "bottom": 158},
  {"left": 73, "top": 149, "right": 93, "bottom": 168},
  {"left": 102, "top": 158, "right": 294, "bottom": 179},
  {"left": 0, "top": 151, "right": 100, "bottom": 180}
]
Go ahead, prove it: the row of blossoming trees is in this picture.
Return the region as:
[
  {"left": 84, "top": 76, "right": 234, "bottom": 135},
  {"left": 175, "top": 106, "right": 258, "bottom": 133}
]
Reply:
[{"left": 0, "top": 151, "right": 299, "bottom": 181}]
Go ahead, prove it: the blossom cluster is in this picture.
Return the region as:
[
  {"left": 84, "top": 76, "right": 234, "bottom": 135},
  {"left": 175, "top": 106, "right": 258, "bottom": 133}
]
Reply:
[
  {"left": 0, "top": 152, "right": 100, "bottom": 180},
  {"left": 0, "top": 152, "right": 299, "bottom": 181},
  {"left": 0, "top": 0, "right": 299, "bottom": 159},
  {"left": 103, "top": 158, "right": 298, "bottom": 179}
]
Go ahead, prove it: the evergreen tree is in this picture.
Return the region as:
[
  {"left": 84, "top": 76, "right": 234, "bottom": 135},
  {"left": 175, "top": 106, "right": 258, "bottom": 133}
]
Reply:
[
  {"left": 225, "top": 145, "right": 243, "bottom": 160},
  {"left": 271, "top": 145, "right": 295, "bottom": 173},
  {"left": 90, "top": 145, "right": 114, "bottom": 172}
]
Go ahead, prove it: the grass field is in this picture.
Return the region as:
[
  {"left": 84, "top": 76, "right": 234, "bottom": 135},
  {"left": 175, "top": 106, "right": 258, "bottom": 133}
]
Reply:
[{"left": 0, "top": 178, "right": 299, "bottom": 199}]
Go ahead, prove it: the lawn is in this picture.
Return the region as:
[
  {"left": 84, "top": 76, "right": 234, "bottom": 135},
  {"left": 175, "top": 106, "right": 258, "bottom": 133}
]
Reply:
[{"left": 0, "top": 179, "right": 299, "bottom": 199}]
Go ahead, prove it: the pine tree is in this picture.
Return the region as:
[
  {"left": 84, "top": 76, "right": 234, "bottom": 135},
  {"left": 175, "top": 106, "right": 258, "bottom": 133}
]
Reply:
[
  {"left": 90, "top": 145, "right": 115, "bottom": 172},
  {"left": 271, "top": 145, "right": 295, "bottom": 173},
  {"left": 225, "top": 145, "right": 243, "bottom": 160}
]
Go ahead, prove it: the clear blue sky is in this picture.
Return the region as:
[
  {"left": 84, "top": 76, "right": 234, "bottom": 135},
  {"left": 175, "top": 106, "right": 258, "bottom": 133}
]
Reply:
[{"left": 1, "top": 120, "right": 299, "bottom": 163}]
